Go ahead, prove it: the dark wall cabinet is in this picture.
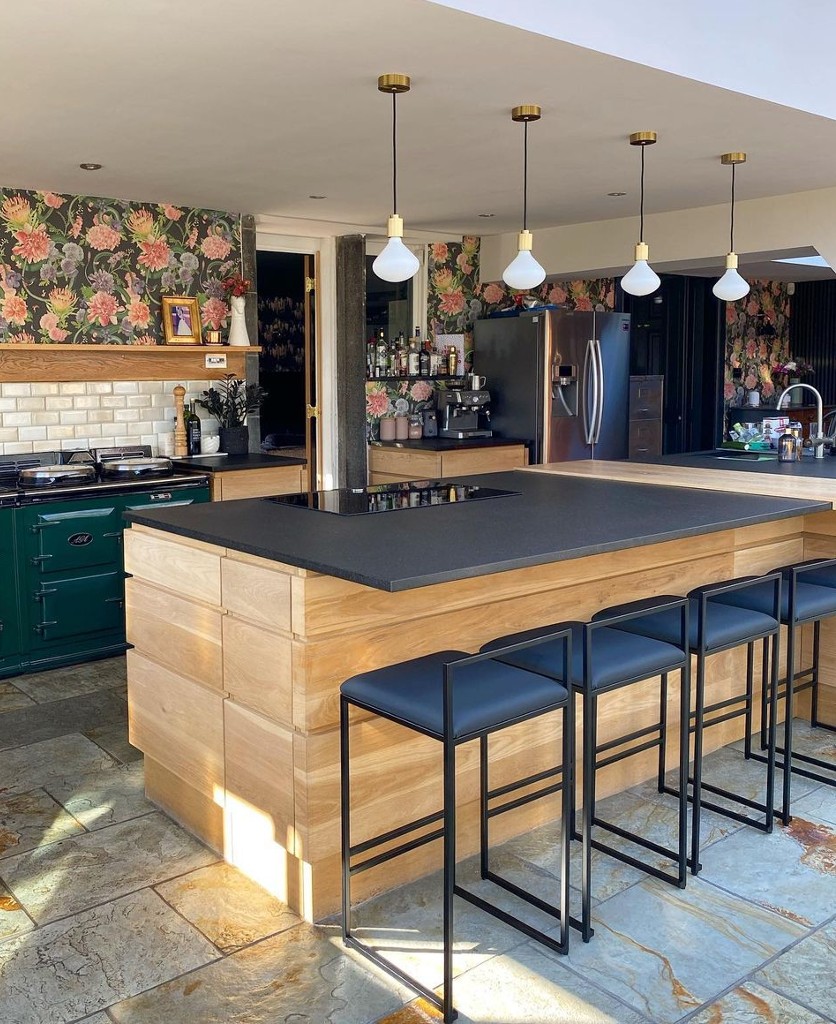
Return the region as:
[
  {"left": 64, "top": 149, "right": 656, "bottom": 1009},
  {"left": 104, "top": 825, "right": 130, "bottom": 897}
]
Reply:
[
  {"left": 0, "top": 507, "right": 20, "bottom": 677},
  {"left": 628, "top": 375, "right": 664, "bottom": 459}
]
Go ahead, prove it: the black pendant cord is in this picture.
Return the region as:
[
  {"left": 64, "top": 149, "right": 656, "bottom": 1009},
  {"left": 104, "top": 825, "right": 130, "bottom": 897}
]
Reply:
[
  {"left": 639, "top": 143, "right": 645, "bottom": 243},
  {"left": 729, "top": 163, "right": 736, "bottom": 253},
  {"left": 392, "top": 91, "right": 398, "bottom": 216},
  {"left": 523, "top": 120, "right": 529, "bottom": 231}
]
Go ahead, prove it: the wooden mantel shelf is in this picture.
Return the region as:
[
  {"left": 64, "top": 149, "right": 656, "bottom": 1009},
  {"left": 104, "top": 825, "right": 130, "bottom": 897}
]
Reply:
[{"left": 0, "top": 345, "right": 261, "bottom": 383}]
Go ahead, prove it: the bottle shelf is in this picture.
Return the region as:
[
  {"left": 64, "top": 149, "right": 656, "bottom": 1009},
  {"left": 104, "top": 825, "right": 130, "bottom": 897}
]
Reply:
[{"left": 366, "top": 375, "right": 466, "bottom": 383}]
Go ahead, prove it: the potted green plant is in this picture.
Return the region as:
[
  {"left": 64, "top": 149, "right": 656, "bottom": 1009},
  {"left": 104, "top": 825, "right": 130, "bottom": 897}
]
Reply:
[{"left": 197, "top": 374, "right": 267, "bottom": 455}]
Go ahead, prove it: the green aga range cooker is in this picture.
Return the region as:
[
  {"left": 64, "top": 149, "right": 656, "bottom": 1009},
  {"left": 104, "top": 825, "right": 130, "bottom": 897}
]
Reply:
[{"left": 0, "top": 447, "right": 209, "bottom": 677}]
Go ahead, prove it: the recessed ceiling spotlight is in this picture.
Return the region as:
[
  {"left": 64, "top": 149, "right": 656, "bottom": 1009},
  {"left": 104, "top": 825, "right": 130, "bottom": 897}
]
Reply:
[
  {"left": 478, "top": 213, "right": 495, "bottom": 218},
  {"left": 79, "top": 162, "right": 102, "bottom": 171},
  {"left": 607, "top": 191, "right": 627, "bottom": 197},
  {"left": 308, "top": 194, "right": 327, "bottom": 199}
]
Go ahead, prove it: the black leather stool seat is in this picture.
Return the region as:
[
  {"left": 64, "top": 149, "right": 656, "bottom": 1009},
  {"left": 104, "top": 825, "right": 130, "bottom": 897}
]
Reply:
[
  {"left": 341, "top": 650, "right": 570, "bottom": 740},
  {"left": 481, "top": 622, "right": 685, "bottom": 691},
  {"left": 610, "top": 594, "right": 778, "bottom": 651}
]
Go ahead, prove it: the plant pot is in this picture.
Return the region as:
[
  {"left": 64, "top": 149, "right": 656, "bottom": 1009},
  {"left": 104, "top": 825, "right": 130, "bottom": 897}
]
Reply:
[
  {"left": 227, "top": 295, "right": 251, "bottom": 347},
  {"left": 219, "top": 425, "right": 249, "bottom": 455}
]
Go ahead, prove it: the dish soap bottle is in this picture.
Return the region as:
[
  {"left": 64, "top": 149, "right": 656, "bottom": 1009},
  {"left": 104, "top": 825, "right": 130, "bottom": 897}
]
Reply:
[{"left": 777, "top": 430, "right": 796, "bottom": 463}]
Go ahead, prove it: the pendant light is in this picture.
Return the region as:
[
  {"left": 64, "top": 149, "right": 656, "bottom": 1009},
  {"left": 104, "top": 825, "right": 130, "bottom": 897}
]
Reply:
[
  {"left": 372, "top": 73, "right": 420, "bottom": 283},
  {"left": 621, "top": 131, "right": 661, "bottom": 297},
  {"left": 713, "top": 152, "right": 750, "bottom": 302},
  {"left": 502, "top": 105, "right": 546, "bottom": 291}
]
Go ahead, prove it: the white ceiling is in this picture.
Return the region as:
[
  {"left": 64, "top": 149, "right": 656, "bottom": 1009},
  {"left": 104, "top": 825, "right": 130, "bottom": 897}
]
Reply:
[{"left": 4, "top": 0, "right": 836, "bottom": 239}]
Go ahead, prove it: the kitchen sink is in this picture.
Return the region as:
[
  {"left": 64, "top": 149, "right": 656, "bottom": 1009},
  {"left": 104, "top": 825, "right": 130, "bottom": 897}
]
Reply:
[{"left": 709, "top": 452, "right": 778, "bottom": 461}]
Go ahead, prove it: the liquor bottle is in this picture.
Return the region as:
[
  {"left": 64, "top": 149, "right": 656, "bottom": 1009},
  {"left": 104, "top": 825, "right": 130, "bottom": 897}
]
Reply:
[
  {"left": 186, "top": 400, "right": 202, "bottom": 456},
  {"left": 388, "top": 339, "right": 398, "bottom": 376},
  {"left": 407, "top": 340, "right": 420, "bottom": 376},
  {"left": 447, "top": 345, "right": 458, "bottom": 377},
  {"left": 419, "top": 345, "right": 429, "bottom": 377},
  {"left": 376, "top": 329, "right": 388, "bottom": 378},
  {"left": 366, "top": 334, "right": 376, "bottom": 377}
]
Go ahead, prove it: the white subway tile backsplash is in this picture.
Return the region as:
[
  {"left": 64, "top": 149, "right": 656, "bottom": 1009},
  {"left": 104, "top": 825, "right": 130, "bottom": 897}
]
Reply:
[
  {"left": 0, "top": 398, "right": 16, "bottom": 412},
  {"left": 1, "top": 383, "right": 32, "bottom": 397},
  {"left": 100, "top": 395, "right": 127, "bottom": 409},
  {"left": 32, "top": 412, "right": 61, "bottom": 426},
  {"left": 151, "top": 394, "right": 174, "bottom": 408},
  {"left": 47, "top": 426, "right": 77, "bottom": 440},
  {"left": 3, "top": 441, "right": 34, "bottom": 454},
  {"left": 88, "top": 382, "right": 113, "bottom": 395},
  {"left": 139, "top": 381, "right": 163, "bottom": 395},
  {"left": 113, "top": 381, "right": 139, "bottom": 395},
  {"left": 31, "top": 383, "right": 60, "bottom": 397},
  {"left": 126, "top": 394, "right": 149, "bottom": 408},
  {"left": 16, "top": 397, "right": 46, "bottom": 412},
  {"left": 86, "top": 410, "right": 115, "bottom": 423},
  {"left": 59, "top": 382, "right": 86, "bottom": 396},
  {"left": 0, "top": 428, "right": 18, "bottom": 441},
  {"left": 99, "top": 423, "right": 123, "bottom": 437},
  {"left": 73, "top": 395, "right": 101, "bottom": 410},
  {"left": 3, "top": 412, "right": 34, "bottom": 427},
  {"left": 114, "top": 408, "right": 141, "bottom": 422},
  {"left": 32, "top": 440, "right": 56, "bottom": 452},
  {"left": 45, "top": 396, "right": 74, "bottom": 411},
  {"left": 59, "top": 411, "right": 90, "bottom": 425},
  {"left": 18, "top": 426, "right": 47, "bottom": 442}
]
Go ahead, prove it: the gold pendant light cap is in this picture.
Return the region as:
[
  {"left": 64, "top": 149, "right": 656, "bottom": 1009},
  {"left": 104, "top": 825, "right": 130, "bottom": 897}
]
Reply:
[
  {"left": 517, "top": 229, "right": 534, "bottom": 251},
  {"left": 378, "top": 73, "right": 411, "bottom": 94},
  {"left": 629, "top": 131, "right": 657, "bottom": 146},
  {"left": 721, "top": 152, "right": 746, "bottom": 165},
  {"left": 512, "top": 105, "right": 542, "bottom": 123},
  {"left": 725, "top": 252, "right": 740, "bottom": 270},
  {"left": 634, "top": 242, "right": 650, "bottom": 261},
  {"left": 386, "top": 214, "right": 405, "bottom": 238}
]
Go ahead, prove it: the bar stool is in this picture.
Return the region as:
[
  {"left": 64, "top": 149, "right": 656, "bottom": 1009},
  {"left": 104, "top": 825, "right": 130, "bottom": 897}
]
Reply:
[
  {"left": 340, "top": 631, "right": 573, "bottom": 1024},
  {"left": 609, "top": 574, "right": 782, "bottom": 872},
  {"left": 482, "top": 596, "right": 690, "bottom": 942},
  {"left": 710, "top": 559, "right": 836, "bottom": 822}
]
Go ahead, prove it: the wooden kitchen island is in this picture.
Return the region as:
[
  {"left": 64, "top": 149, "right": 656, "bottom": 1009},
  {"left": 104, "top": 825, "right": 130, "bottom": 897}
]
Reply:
[{"left": 122, "top": 470, "right": 830, "bottom": 920}]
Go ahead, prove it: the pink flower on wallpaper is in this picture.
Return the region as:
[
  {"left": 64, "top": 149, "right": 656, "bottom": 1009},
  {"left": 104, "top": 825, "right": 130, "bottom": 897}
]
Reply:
[
  {"left": 761, "top": 380, "right": 775, "bottom": 398},
  {"left": 137, "top": 237, "right": 171, "bottom": 271},
  {"left": 86, "top": 222, "right": 122, "bottom": 251},
  {"left": 433, "top": 267, "right": 454, "bottom": 292},
  {"left": 745, "top": 340, "right": 757, "bottom": 358},
  {"left": 744, "top": 373, "right": 757, "bottom": 389},
  {"left": 161, "top": 205, "right": 183, "bottom": 221},
  {"left": 127, "top": 299, "right": 151, "bottom": 328},
  {"left": 398, "top": 381, "right": 409, "bottom": 395},
  {"left": 1, "top": 195, "right": 32, "bottom": 230},
  {"left": 200, "top": 296, "right": 228, "bottom": 329},
  {"left": 482, "top": 282, "right": 506, "bottom": 305},
  {"left": 409, "top": 381, "right": 433, "bottom": 402},
  {"left": 456, "top": 252, "right": 473, "bottom": 274},
  {"left": 366, "top": 387, "right": 390, "bottom": 418},
  {"left": 431, "top": 243, "right": 449, "bottom": 263},
  {"left": 723, "top": 381, "right": 737, "bottom": 400},
  {"left": 49, "top": 327, "right": 69, "bottom": 341},
  {"left": 48, "top": 287, "right": 75, "bottom": 316},
  {"left": 200, "top": 233, "right": 232, "bottom": 260},
  {"left": 40, "top": 192, "right": 65, "bottom": 209},
  {"left": 573, "top": 295, "right": 593, "bottom": 312},
  {"left": 746, "top": 299, "right": 759, "bottom": 316},
  {"left": 2, "top": 293, "right": 27, "bottom": 325},
  {"left": 12, "top": 224, "right": 51, "bottom": 263},
  {"left": 726, "top": 306, "right": 737, "bottom": 324},
  {"left": 39, "top": 312, "right": 59, "bottom": 333},
  {"left": 70, "top": 215, "right": 83, "bottom": 239},
  {"left": 128, "top": 208, "right": 156, "bottom": 240},
  {"left": 131, "top": 334, "right": 157, "bottom": 346},
  {"left": 186, "top": 226, "right": 198, "bottom": 250},
  {"left": 87, "top": 290, "right": 120, "bottom": 326},
  {"left": 7, "top": 331, "right": 35, "bottom": 343},
  {"left": 548, "top": 285, "right": 568, "bottom": 305},
  {"left": 439, "top": 290, "right": 465, "bottom": 315}
]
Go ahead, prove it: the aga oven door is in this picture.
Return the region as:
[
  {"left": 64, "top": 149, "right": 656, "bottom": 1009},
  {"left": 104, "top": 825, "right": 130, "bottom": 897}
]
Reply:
[
  {"left": 0, "top": 507, "right": 20, "bottom": 675},
  {"left": 29, "top": 570, "right": 124, "bottom": 649},
  {"left": 18, "top": 497, "right": 123, "bottom": 577}
]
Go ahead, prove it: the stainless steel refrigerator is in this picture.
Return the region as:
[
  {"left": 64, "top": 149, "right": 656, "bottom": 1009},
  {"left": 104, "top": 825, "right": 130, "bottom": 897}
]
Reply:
[{"left": 474, "top": 309, "right": 631, "bottom": 463}]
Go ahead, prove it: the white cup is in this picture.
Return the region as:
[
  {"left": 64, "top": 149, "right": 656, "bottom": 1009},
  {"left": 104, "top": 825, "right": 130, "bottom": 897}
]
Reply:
[
  {"left": 200, "top": 435, "right": 221, "bottom": 455},
  {"left": 747, "top": 390, "right": 760, "bottom": 408}
]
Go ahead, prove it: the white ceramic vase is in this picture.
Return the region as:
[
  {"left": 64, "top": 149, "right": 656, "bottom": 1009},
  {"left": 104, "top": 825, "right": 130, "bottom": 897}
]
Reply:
[{"left": 227, "top": 294, "right": 250, "bottom": 347}]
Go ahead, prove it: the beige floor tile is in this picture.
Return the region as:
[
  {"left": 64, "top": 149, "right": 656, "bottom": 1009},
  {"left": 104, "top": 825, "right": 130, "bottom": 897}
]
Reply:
[
  {"left": 0, "top": 880, "right": 33, "bottom": 943},
  {"left": 0, "top": 789, "right": 85, "bottom": 859},
  {"left": 44, "top": 761, "right": 152, "bottom": 830},
  {"left": 0, "top": 682, "right": 36, "bottom": 714},
  {"left": 756, "top": 918, "right": 836, "bottom": 1020},
  {"left": 0, "top": 811, "right": 217, "bottom": 924},
  {"left": 155, "top": 860, "right": 302, "bottom": 952},
  {"left": 13, "top": 656, "right": 127, "bottom": 704},
  {"left": 0, "top": 734, "right": 115, "bottom": 797},
  {"left": 688, "top": 982, "right": 830, "bottom": 1023}
]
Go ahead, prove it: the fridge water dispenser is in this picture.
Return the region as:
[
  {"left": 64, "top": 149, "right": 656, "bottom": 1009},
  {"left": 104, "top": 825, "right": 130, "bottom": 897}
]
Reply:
[{"left": 552, "top": 364, "right": 578, "bottom": 417}]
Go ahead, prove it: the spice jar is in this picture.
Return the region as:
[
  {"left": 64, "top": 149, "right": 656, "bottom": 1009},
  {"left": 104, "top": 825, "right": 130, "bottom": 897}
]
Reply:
[
  {"left": 395, "top": 415, "right": 409, "bottom": 440},
  {"left": 379, "top": 416, "right": 396, "bottom": 441},
  {"left": 408, "top": 414, "right": 423, "bottom": 439}
]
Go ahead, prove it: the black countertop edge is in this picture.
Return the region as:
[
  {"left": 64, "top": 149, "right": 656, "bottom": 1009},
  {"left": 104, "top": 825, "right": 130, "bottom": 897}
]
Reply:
[
  {"left": 171, "top": 453, "right": 306, "bottom": 472},
  {"left": 124, "top": 472, "right": 829, "bottom": 593},
  {"left": 648, "top": 452, "right": 836, "bottom": 478},
  {"left": 369, "top": 437, "right": 528, "bottom": 452}
]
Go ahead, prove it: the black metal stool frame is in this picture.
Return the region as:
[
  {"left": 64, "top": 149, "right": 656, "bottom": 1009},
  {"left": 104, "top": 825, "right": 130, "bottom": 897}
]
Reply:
[
  {"left": 748, "top": 559, "right": 836, "bottom": 823},
  {"left": 658, "top": 573, "right": 781, "bottom": 874},
  {"left": 577, "top": 597, "right": 691, "bottom": 943},
  {"left": 341, "top": 630, "right": 574, "bottom": 1024}
]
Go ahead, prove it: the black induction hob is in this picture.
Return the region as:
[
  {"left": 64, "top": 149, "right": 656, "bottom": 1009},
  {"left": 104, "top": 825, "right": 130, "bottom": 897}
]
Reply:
[{"left": 265, "top": 481, "right": 521, "bottom": 516}]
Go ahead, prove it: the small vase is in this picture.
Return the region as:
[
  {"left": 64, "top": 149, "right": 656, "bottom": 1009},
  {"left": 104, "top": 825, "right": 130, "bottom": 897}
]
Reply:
[
  {"left": 219, "top": 425, "right": 249, "bottom": 455},
  {"left": 789, "top": 377, "right": 801, "bottom": 407},
  {"left": 227, "top": 294, "right": 250, "bottom": 347}
]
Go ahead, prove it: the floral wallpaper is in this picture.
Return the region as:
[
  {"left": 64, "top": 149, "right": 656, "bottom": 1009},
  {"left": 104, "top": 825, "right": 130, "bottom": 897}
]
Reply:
[
  {"left": 724, "top": 280, "right": 793, "bottom": 405},
  {"left": 0, "top": 188, "right": 242, "bottom": 344}
]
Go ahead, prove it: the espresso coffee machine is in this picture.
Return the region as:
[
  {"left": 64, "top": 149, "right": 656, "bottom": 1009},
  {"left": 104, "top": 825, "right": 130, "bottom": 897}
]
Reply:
[{"left": 437, "top": 388, "right": 492, "bottom": 439}]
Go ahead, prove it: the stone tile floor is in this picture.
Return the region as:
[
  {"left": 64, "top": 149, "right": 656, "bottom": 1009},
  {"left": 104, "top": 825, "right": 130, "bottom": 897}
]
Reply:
[{"left": 0, "top": 655, "right": 833, "bottom": 1023}]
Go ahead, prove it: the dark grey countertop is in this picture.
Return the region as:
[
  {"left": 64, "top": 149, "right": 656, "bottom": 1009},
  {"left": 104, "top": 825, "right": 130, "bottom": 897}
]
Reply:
[
  {"left": 171, "top": 453, "right": 306, "bottom": 472},
  {"left": 124, "top": 470, "right": 828, "bottom": 592},
  {"left": 652, "top": 452, "right": 836, "bottom": 478},
  {"left": 369, "top": 437, "right": 528, "bottom": 452}
]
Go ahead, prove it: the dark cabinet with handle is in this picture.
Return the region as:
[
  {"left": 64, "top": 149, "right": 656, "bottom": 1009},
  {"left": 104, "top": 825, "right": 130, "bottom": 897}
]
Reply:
[
  {"left": 629, "top": 375, "right": 664, "bottom": 460},
  {"left": 0, "top": 507, "right": 21, "bottom": 677}
]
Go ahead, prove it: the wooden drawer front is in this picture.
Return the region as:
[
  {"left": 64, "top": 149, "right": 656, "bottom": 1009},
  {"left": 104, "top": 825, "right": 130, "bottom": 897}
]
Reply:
[
  {"left": 217, "top": 466, "right": 305, "bottom": 502},
  {"left": 127, "top": 649, "right": 224, "bottom": 800},
  {"left": 223, "top": 615, "right": 293, "bottom": 725},
  {"left": 125, "top": 578, "right": 224, "bottom": 690},
  {"left": 222, "top": 556, "right": 292, "bottom": 633},
  {"left": 368, "top": 448, "right": 440, "bottom": 479},
  {"left": 441, "top": 445, "right": 527, "bottom": 478},
  {"left": 629, "top": 379, "right": 663, "bottom": 420},
  {"left": 124, "top": 528, "right": 222, "bottom": 605},
  {"left": 629, "top": 420, "right": 662, "bottom": 459},
  {"left": 225, "top": 700, "right": 295, "bottom": 854}
]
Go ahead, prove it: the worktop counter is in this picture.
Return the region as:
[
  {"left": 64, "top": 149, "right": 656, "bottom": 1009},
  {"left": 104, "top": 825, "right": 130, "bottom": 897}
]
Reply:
[
  {"left": 171, "top": 452, "right": 306, "bottom": 473},
  {"left": 369, "top": 437, "right": 527, "bottom": 452},
  {"left": 124, "top": 470, "right": 826, "bottom": 591}
]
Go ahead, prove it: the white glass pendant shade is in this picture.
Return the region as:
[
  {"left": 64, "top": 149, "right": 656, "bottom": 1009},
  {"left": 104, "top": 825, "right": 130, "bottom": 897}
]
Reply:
[
  {"left": 372, "top": 215, "right": 419, "bottom": 283},
  {"left": 621, "top": 242, "right": 660, "bottom": 297},
  {"left": 502, "top": 230, "right": 546, "bottom": 290},
  {"left": 712, "top": 252, "right": 750, "bottom": 302}
]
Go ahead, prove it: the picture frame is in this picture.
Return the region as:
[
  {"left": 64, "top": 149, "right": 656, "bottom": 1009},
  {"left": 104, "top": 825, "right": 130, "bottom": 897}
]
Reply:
[{"left": 161, "top": 295, "right": 202, "bottom": 345}]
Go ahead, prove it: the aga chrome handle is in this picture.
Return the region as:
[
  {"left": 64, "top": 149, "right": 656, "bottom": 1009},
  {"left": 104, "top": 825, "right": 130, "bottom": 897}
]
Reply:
[
  {"left": 30, "top": 521, "right": 62, "bottom": 533},
  {"left": 33, "top": 588, "right": 58, "bottom": 601},
  {"left": 33, "top": 621, "right": 58, "bottom": 634},
  {"left": 30, "top": 554, "right": 53, "bottom": 565}
]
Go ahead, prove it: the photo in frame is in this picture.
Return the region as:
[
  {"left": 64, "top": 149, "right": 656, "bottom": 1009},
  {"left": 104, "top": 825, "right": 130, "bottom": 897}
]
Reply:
[{"left": 161, "top": 295, "right": 202, "bottom": 345}]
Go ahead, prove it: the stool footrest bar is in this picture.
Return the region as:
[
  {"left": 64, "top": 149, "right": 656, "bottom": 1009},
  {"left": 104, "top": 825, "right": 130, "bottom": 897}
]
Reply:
[
  {"left": 487, "top": 763, "right": 565, "bottom": 802},
  {"left": 343, "top": 935, "right": 453, "bottom": 1018},
  {"left": 482, "top": 869, "right": 586, "bottom": 934},
  {"left": 596, "top": 735, "right": 661, "bottom": 771},
  {"left": 351, "top": 825, "right": 444, "bottom": 875},
  {"left": 454, "top": 884, "right": 569, "bottom": 954}
]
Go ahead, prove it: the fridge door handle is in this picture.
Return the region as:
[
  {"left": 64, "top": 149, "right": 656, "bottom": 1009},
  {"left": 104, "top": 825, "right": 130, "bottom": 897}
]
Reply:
[
  {"left": 593, "top": 338, "right": 605, "bottom": 444},
  {"left": 582, "top": 340, "right": 596, "bottom": 445}
]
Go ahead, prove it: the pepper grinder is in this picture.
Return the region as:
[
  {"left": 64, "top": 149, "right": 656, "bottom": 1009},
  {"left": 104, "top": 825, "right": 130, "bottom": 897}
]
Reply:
[{"left": 173, "top": 385, "right": 188, "bottom": 457}]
